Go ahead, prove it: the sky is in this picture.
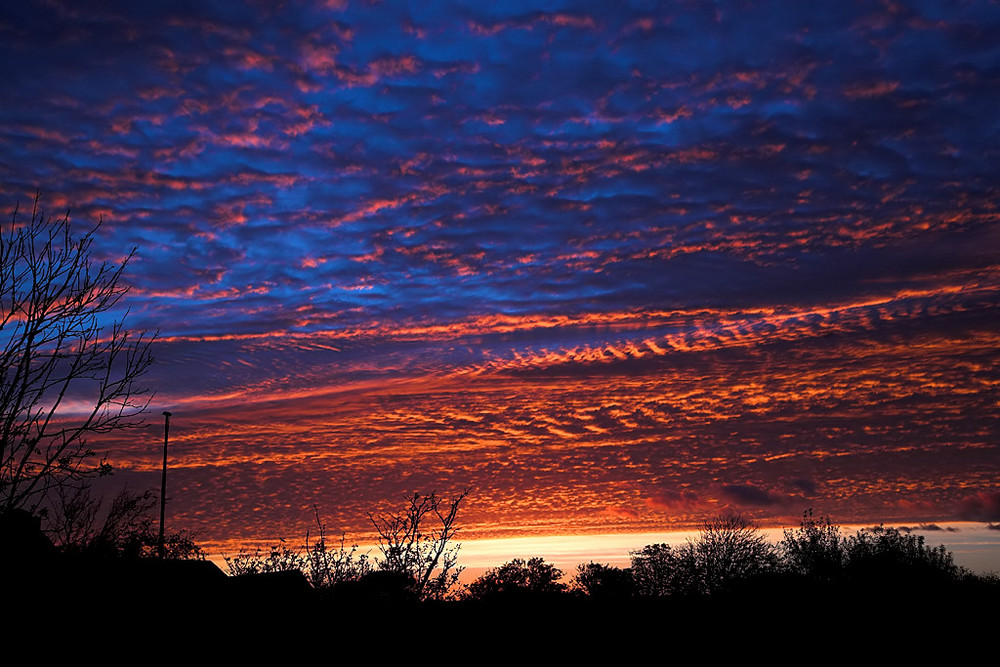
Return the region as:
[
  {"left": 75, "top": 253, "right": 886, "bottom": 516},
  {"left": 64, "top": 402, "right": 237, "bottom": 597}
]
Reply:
[{"left": 1, "top": 1, "right": 998, "bottom": 559}]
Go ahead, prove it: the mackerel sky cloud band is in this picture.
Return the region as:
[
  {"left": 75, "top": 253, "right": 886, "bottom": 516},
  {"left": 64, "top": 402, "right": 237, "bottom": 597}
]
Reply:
[{"left": 1, "top": 1, "right": 997, "bottom": 549}]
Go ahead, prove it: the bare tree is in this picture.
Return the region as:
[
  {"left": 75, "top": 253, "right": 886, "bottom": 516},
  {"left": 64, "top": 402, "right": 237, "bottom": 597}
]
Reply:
[
  {"left": 1, "top": 194, "right": 154, "bottom": 514},
  {"left": 49, "top": 485, "right": 151, "bottom": 552},
  {"left": 695, "top": 512, "right": 777, "bottom": 593},
  {"left": 45, "top": 483, "right": 202, "bottom": 559},
  {"left": 629, "top": 514, "right": 776, "bottom": 597},
  {"left": 368, "top": 489, "right": 468, "bottom": 601}
]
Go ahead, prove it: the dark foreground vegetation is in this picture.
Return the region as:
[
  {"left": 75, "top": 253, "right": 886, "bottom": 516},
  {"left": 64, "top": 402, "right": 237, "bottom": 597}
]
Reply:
[{"left": 4, "top": 492, "right": 998, "bottom": 651}]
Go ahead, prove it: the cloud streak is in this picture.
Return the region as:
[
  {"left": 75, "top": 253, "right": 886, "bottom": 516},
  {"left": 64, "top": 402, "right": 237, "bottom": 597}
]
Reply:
[{"left": 1, "top": 1, "right": 997, "bottom": 546}]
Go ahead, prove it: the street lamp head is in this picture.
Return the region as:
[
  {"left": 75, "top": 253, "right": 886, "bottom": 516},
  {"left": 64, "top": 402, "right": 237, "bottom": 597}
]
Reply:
[{"left": 162, "top": 411, "right": 172, "bottom": 417}]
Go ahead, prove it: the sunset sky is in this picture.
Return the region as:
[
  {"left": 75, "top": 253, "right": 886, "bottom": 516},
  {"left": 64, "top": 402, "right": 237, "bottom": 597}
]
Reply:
[{"left": 1, "top": 1, "right": 998, "bottom": 559}]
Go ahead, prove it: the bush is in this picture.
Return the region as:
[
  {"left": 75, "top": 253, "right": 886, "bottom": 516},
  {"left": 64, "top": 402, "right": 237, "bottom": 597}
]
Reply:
[
  {"left": 223, "top": 542, "right": 305, "bottom": 577},
  {"left": 779, "top": 509, "right": 845, "bottom": 581},
  {"left": 223, "top": 508, "right": 371, "bottom": 588},
  {"left": 304, "top": 508, "right": 372, "bottom": 589},
  {"left": 572, "top": 561, "right": 634, "bottom": 598},
  {"left": 224, "top": 491, "right": 467, "bottom": 601},
  {"left": 779, "top": 512, "right": 964, "bottom": 587},
  {"left": 464, "top": 557, "right": 566, "bottom": 600},
  {"left": 843, "top": 525, "right": 960, "bottom": 583},
  {"left": 46, "top": 485, "right": 202, "bottom": 560}
]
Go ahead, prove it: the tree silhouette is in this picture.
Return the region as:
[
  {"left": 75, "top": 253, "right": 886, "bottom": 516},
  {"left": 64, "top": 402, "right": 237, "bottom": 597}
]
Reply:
[
  {"left": 368, "top": 489, "right": 468, "bottom": 601},
  {"left": 843, "top": 524, "right": 960, "bottom": 583},
  {"left": 572, "top": 561, "right": 634, "bottom": 598},
  {"left": 464, "top": 557, "right": 567, "bottom": 600},
  {"left": 779, "top": 509, "right": 845, "bottom": 581},
  {"left": 695, "top": 513, "right": 777, "bottom": 593},
  {"left": 48, "top": 485, "right": 202, "bottom": 559},
  {"left": 630, "top": 542, "right": 699, "bottom": 597},
  {"left": 1, "top": 195, "right": 154, "bottom": 515},
  {"left": 630, "top": 513, "right": 775, "bottom": 597},
  {"left": 778, "top": 512, "right": 965, "bottom": 587}
]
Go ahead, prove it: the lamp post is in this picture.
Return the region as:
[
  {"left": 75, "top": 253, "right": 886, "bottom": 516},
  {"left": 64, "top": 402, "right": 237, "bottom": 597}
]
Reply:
[{"left": 158, "top": 411, "right": 171, "bottom": 559}]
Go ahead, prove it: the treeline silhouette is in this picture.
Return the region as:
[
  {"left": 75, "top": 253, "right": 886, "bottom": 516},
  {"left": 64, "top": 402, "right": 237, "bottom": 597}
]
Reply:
[
  {"left": 5, "top": 493, "right": 998, "bottom": 648},
  {"left": 219, "top": 508, "right": 996, "bottom": 603}
]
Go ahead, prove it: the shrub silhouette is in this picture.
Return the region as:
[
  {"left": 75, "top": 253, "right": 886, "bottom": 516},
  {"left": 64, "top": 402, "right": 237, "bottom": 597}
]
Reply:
[
  {"left": 224, "top": 541, "right": 306, "bottom": 577},
  {"left": 211, "top": 504, "right": 992, "bottom": 614},
  {"left": 47, "top": 485, "right": 202, "bottom": 560},
  {"left": 779, "top": 509, "right": 845, "bottom": 581},
  {"left": 224, "top": 508, "right": 371, "bottom": 588},
  {"left": 843, "top": 524, "right": 960, "bottom": 584},
  {"left": 572, "top": 561, "right": 635, "bottom": 598},
  {"left": 778, "top": 511, "right": 964, "bottom": 587},
  {"left": 224, "top": 492, "right": 466, "bottom": 601},
  {"left": 303, "top": 507, "right": 373, "bottom": 590},
  {"left": 465, "top": 557, "right": 566, "bottom": 600}
]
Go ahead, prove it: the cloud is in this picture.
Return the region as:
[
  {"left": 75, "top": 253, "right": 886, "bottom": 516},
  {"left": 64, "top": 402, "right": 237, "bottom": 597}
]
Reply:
[
  {"left": 956, "top": 491, "right": 1000, "bottom": 523},
  {"left": 791, "top": 478, "right": 818, "bottom": 496},
  {"left": 645, "top": 489, "right": 703, "bottom": 513},
  {"left": 720, "top": 484, "right": 785, "bottom": 508},
  {"left": 897, "top": 524, "right": 956, "bottom": 533},
  {"left": 1, "top": 1, "right": 998, "bottom": 544},
  {"left": 600, "top": 506, "right": 640, "bottom": 521}
]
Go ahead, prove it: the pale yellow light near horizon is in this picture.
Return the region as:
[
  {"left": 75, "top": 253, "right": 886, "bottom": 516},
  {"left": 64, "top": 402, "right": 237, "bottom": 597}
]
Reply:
[{"left": 204, "top": 523, "right": 1000, "bottom": 582}]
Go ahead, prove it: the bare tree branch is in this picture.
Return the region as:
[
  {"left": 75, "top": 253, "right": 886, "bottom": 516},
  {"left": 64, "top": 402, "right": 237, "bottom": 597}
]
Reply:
[
  {"left": 1, "top": 194, "right": 155, "bottom": 514},
  {"left": 368, "top": 488, "right": 469, "bottom": 601}
]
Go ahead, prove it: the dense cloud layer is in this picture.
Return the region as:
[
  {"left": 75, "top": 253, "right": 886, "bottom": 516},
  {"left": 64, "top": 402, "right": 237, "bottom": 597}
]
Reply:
[{"left": 1, "top": 1, "right": 997, "bottom": 545}]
